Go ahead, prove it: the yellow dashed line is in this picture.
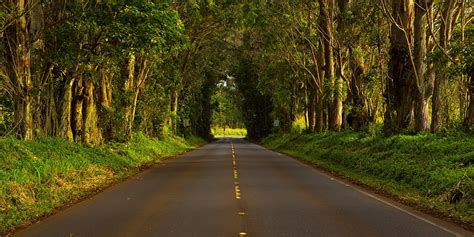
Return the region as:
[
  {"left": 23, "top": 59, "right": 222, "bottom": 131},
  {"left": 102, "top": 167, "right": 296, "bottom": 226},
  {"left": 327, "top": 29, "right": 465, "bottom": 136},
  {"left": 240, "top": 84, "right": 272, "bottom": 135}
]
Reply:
[
  {"left": 235, "top": 185, "right": 241, "bottom": 199},
  {"left": 231, "top": 141, "right": 247, "bottom": 236}
]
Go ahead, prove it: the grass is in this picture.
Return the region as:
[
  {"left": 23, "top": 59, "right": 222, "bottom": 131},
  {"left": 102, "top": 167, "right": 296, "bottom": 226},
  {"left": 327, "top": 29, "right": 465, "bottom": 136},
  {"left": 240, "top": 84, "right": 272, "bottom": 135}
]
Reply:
[
  {"left": 0, "top": 133, "right": 206, "bottom": 234},
  {"left": 262, "top": 131, "right": 474, "bottom": 227},
  {"left": 211, "top": 127, "right": 247, "bottom": 137}
]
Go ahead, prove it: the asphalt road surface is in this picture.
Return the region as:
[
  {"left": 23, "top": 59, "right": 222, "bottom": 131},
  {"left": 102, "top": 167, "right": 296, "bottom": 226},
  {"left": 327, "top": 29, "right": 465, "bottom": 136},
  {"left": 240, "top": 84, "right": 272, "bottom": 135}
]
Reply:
[{"left": 14, "top": 138, "right": 473, "bottom": 237}]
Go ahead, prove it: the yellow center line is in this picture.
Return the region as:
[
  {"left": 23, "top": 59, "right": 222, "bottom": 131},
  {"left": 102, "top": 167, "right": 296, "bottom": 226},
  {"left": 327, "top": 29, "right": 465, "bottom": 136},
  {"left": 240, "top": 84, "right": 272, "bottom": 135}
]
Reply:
[
  {"left": 231, "top": 141, "right": 247, "bottom": 236},
  {"left": 235, "top": 185, "right": 241, "bottom": 199}
]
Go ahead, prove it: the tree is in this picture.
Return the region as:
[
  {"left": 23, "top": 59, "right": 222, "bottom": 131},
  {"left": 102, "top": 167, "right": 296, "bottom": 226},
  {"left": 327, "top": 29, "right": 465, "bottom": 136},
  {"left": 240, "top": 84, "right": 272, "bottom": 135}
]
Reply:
[
  {"left": 413, "top": 0, "right": 434, "bottom": 131},
  {"left": 3, "top": 0, "right": 34, "bottom": 140},
  {"left": 383, "top": 0, "right": 415, "bottom": 134},
  {"left": 1, "top": 0, "right": 472, "bottom": 143}
]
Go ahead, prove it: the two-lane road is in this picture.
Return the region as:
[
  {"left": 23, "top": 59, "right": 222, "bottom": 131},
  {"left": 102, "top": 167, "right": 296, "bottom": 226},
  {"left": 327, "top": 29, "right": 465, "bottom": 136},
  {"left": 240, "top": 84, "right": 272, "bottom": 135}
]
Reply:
[{"left": 14, "top": 138, "right": 472, "bottom": 237}]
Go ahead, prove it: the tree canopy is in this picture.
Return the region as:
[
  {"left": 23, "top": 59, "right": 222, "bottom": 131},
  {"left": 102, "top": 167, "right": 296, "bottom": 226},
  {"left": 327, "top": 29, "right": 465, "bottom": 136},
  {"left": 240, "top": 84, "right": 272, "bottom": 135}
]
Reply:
[{"left": 0, "top": 0, "right": 472, "bottom": 142}]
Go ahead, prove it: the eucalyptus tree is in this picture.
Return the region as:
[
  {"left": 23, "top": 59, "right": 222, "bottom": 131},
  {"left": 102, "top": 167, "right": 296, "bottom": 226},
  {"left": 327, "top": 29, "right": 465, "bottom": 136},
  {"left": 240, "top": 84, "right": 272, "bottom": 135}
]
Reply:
[
  {"left": 1, "top": 0, "right": 472, "bottom": 143},
  {"left": 1, "top": 0, "right": 37, "bottom": 140},
  {"left": 1, "top": 0, "right": 185, "bottom": 144}
]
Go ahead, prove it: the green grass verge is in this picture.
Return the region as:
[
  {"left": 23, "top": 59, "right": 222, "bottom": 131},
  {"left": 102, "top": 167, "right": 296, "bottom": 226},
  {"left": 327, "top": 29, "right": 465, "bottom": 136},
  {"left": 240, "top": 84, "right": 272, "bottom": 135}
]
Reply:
[
  {"left": 262, "top": 131, "right": 474, "bottom": 227},
  {"left": 0, "top": 133, "right": 206, "bottom": 234},
  {"left": 212, "top": 127, "right": 247, "bottom": 137}
]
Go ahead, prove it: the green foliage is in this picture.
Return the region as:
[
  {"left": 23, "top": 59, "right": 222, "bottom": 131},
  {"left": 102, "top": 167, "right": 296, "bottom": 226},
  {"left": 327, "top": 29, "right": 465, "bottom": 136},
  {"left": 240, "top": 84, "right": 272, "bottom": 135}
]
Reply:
[
  {"left": 263, "top": 132, "right": 474, "bottom": 225},
  {"left": 235, "top": 58, "right": 273, "bottom": 140},
  {"left": 449, "top": 24, "right": 473, "bottom": 77},
  {"left": 1, "top": 0, "right": 472, "bottom": 231},
  {"left": 45, "top": 1, "right": 184, "bottom": 65},
  {"left": 211, "top": 78, "right": 244, "bottom": 129},
  {"left": 189, "top": 75, "right": 216, "bottom": 140},
  {"left": 291, "top": 116, "right": 307, "bottom": 133},
  {"left": 0, "top": 134, "right": 205, "bottom": 234},
  {"left": 211, "top": 127, "right": 247, "bottom": 137}
]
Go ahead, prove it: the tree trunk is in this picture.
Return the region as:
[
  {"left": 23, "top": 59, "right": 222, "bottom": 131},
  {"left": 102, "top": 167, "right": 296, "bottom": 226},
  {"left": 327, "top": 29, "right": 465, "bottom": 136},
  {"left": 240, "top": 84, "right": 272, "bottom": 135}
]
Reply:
[
  {"left": 124, "top": 54, "right": 136, "bottom": 138},
  {"left": 57, "top": 78, "right": 75, "bottom": 141},
  {"left": 129, "top": 88, "right": 140, "bottom": 138},
  {"left": 348, "top": 49, "right": 368, "bottom": 130},
  {"left": 319, "top": 0, "right": 342, "bottom": 131},
  {"left": 290, "top": 83, "right": 297, "bottom": 123},
  {"left": 465, "top": 71, "right": 474, "bottom": 129},
  {"left": 431, "top": 76, "right": 442, "bottom": 132},
  {"left": 99, "top": 69, "right": 112, "bottom": 109},
  {"left": 82, "top": 78, "right": 101, "bottom": 146},
  {"left": 124, "top": 54, "right": 149, "bottom": 139},
  {"left": 44, "top": 75, "right": 58, "bottom": 136},
  {"left": 384, "top": 0, "right": 414, "bottom": 134},
  {"left": 307, "top": 79, "right": 316, "bottom": 132},
  {"left": 413, "top": 0, "right": 433, "bottom": 132},
  {"left": 315, "top": 40, "right": 326, "bottom": 132},
  {"left": 304, "top": 82, "right": 309, "bottom": 130},
  {"left": 431, "top": 0, "right": 457, "bottom": 132},
  {"left": 170, "top": 88, "right": 179, "bottom": 131},
  {"left": 13, "top": 0, "right": 34, "bottom": 140},
  {"left": 315, "top": 92, "right": 324, "bottom": 132},
  {"left": 72, "top": 74, "right": 84, "bottom": 143}
]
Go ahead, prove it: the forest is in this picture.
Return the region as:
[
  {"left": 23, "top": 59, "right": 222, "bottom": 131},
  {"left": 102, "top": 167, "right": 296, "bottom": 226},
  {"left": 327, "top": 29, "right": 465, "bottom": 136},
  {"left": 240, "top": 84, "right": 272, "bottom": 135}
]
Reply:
[
  {"left": 0, "top": 0, "right": 473, "bottom": 233},
  {"left": 0, "top": 1, "right": 472, "bottom": 142}
]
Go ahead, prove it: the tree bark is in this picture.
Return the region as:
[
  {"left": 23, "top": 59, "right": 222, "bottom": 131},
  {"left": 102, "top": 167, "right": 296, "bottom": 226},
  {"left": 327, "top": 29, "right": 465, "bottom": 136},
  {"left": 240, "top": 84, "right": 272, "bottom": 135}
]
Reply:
[
  {"left": 170, "top": 88, "right": 179, "bottom": 132},
  {"left": 57, "top": 78, "right": 75, "bottom": 141},
  {"left": 11, "top": 0, "right": 34, "bottom": 140},
  {"left": 384, "top": 0, "right": 414, "bottom": 134},
  {"left": 72, "top": 74, "right": 84, "bottom": 143},
  {"left": 319, "top": 0, "right": 342, "bottom": 131},
  {"left": 465, "top": 71, "right": 474, "bottom": 129},
  {"left": 347, "top": 49, "right": 368, "bottom": 130},
  {"left": 44, "top": 75, "right": 58, "bottom": 136},
  {"left": 129, "top": 88, "right": 141, "bottom": 137},
  {"left": 431, "top": 0, "right": 457, "bottom": 132},
  {"left": 124, "top": 54, "right": 136, "bottom": 138},
  {"left": 315, "top": 40, "right": 326, "bottom": 132},
  {"left": 82, "top": 78, "right": 101, "bottom": 145},
  {"left": 99, "top": 69, "right": 112, "bottom": 109},
  {"left": 124, "top": 54, "right": 150, "bottom": 139},
  {"left": 307, "top": 79, "right": 316, "bottom": 132},
  {"left": 413, "top": 0, "right": 433, "bottom": 132}
]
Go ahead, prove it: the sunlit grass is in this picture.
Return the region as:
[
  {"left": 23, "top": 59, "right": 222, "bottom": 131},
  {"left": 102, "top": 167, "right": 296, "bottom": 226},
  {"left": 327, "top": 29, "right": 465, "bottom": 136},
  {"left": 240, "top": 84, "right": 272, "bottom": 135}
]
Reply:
[
  {"left": 211, "top": 127, "right": 247, "bottom": 137},
  {"left": 0, "top": 133, "right": 206, "bottom": 234},
  {"left": 263, "top": 131, "right": 474, "bottom": 225}
]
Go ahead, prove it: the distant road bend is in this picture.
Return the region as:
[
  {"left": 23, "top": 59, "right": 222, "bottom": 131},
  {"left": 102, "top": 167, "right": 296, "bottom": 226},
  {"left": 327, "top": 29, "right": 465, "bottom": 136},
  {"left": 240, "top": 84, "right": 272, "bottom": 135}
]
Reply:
[{"left": 15, "top": 138, "right": 473, "bottom": 237}]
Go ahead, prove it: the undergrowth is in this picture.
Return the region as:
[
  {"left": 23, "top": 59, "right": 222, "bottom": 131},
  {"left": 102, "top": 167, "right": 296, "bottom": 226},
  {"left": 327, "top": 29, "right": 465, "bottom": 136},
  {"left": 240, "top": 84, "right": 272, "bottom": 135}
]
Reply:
[
  {"left": 263, "top": 131, "right": 474, "bottom": 226},
  {"left": 0, "top": 133, "right": 205, "bottom": 234}
]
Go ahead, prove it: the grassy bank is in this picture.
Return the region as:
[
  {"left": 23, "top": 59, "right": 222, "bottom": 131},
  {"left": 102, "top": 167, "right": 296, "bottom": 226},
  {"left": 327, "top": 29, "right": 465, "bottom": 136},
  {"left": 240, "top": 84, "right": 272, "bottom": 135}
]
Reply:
[
  {"left": 0, "top": 133, "right": 205, "bottom": 234},
  {"left": 211, "top": 127, "right": 247, "bottom": 137},
  {"left": 262, "top": 132, "right": 474, "bottom": 227}
]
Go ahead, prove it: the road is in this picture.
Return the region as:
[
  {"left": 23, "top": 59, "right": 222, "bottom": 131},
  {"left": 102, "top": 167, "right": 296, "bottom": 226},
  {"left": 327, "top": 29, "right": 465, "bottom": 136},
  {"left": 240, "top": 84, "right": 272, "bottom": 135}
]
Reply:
[{"left": 14, "top": 138, "right": 472, "bottom": 237}]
